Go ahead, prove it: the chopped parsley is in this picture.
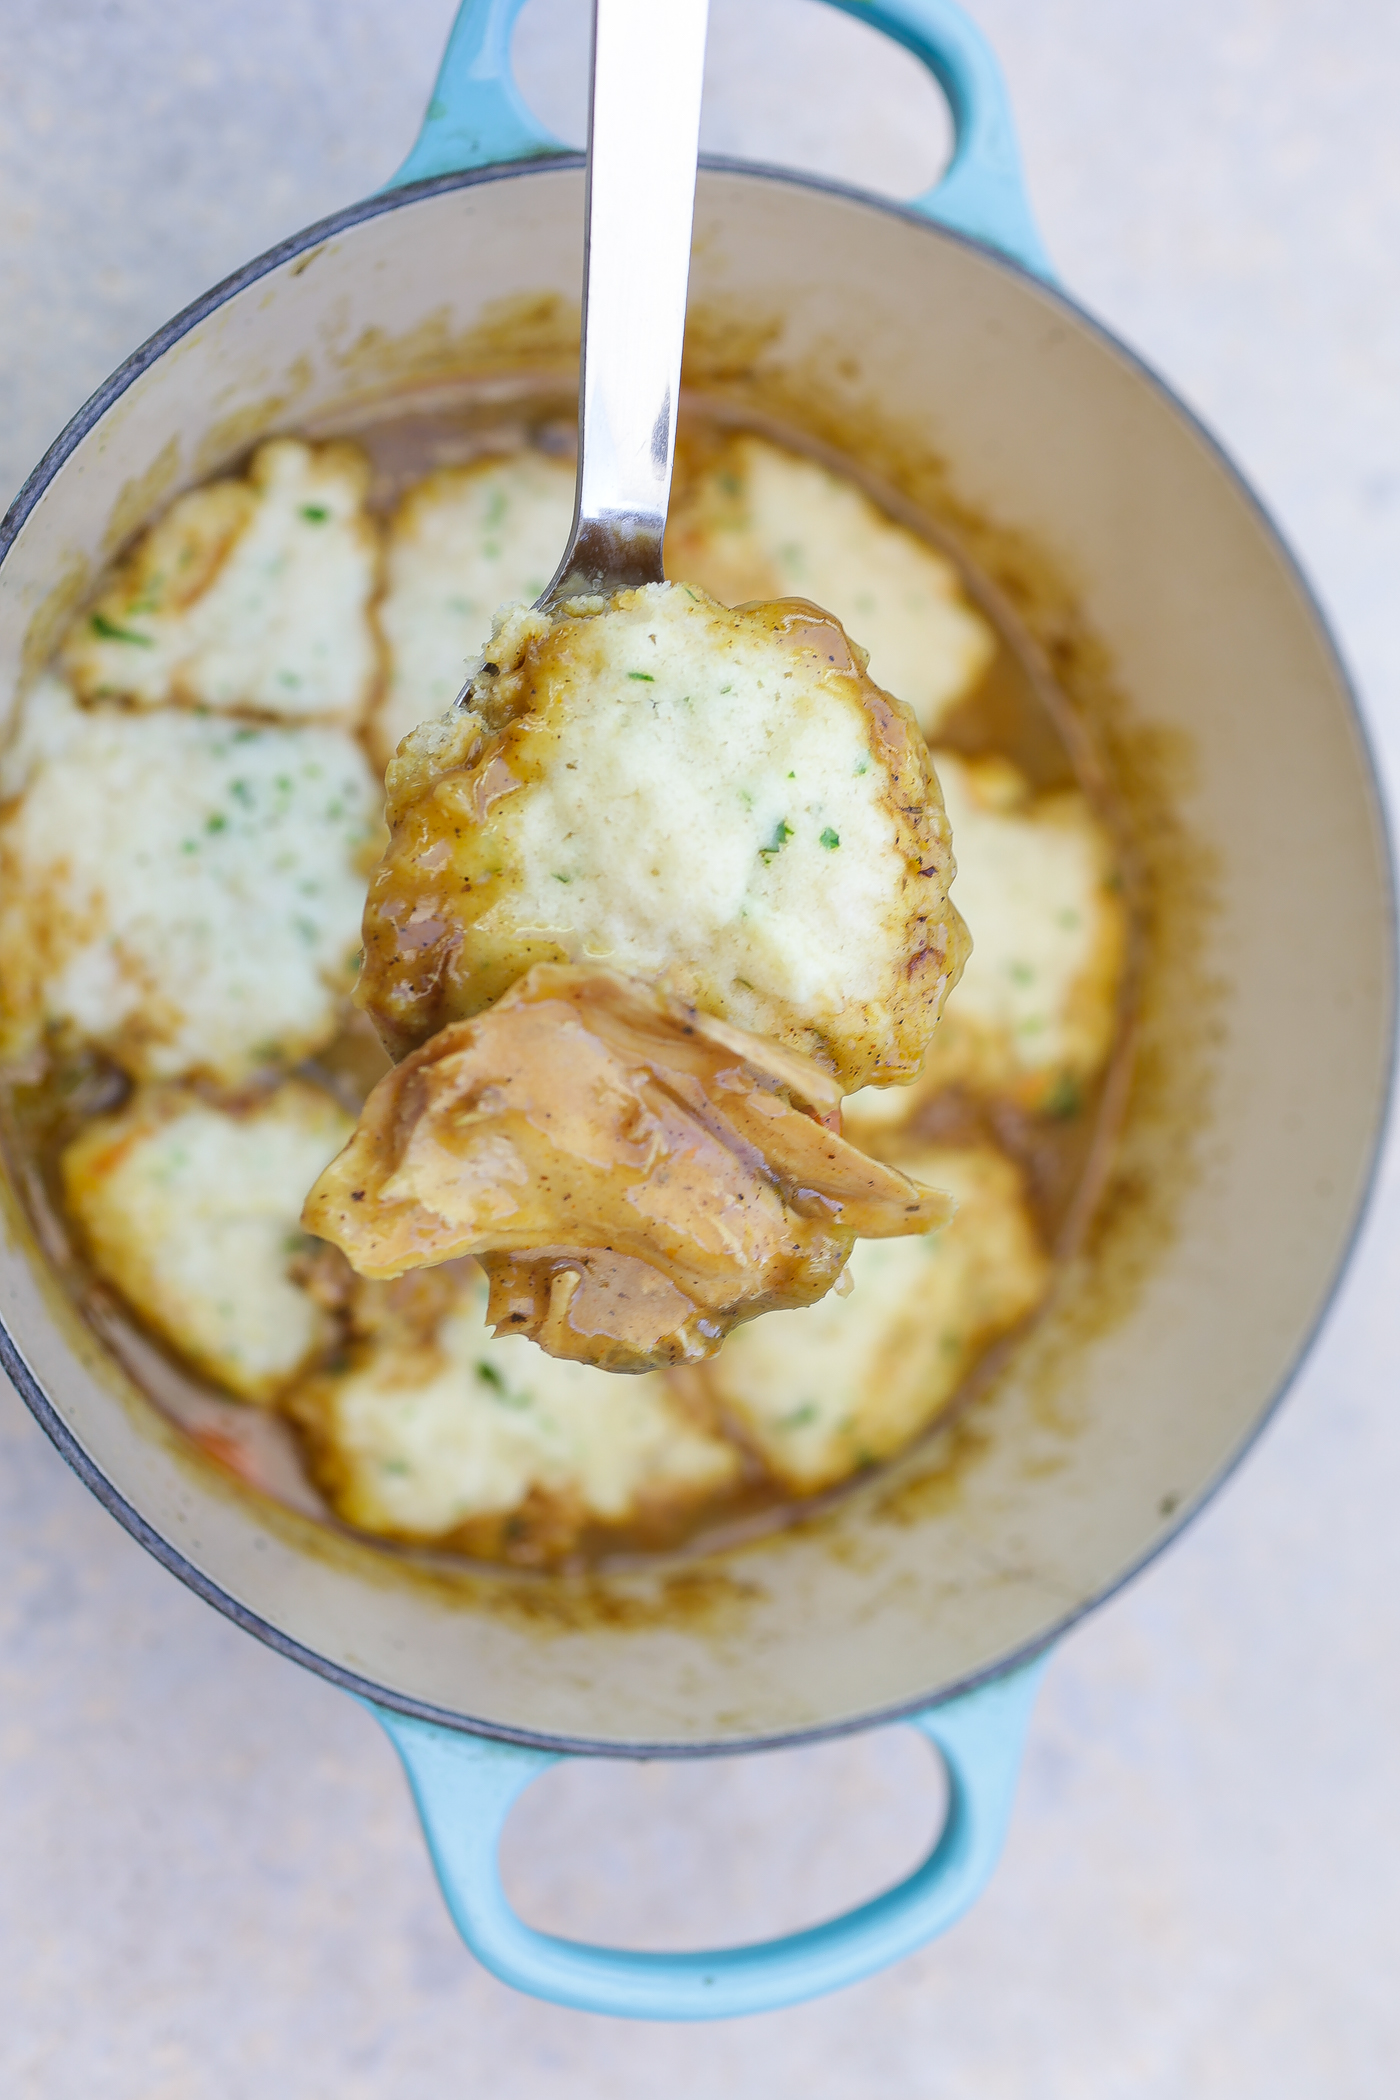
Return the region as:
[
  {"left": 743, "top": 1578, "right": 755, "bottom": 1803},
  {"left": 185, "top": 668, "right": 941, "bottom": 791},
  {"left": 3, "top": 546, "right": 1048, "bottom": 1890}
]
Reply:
[
  {"left": 627, "top": 671, "right": 655, "bottom": 682},
  {"left": 299, "top": 503, "right": 329, "bottom": 523},
  {"left": 477, "top": 1359, "right": 530, "bottom": 1407},
  {"left": 820, "top": 827, "right": 840, "bottom": 850},
  {"left": 90, "top": 611, "right": 154, "bottom": 646},
  {"left": 779, "top": 1402, "right": 818, "bottom": 1430},
  {"left": 759, "top": 819, "right": 793, "bottom": 862}
]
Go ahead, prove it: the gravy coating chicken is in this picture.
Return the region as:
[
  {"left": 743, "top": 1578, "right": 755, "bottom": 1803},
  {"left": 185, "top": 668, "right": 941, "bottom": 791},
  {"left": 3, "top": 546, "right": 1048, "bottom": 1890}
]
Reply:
[
  {"left": 358, "top": 581, "right": 969, "bottom": 1090},
  {"left": 305, "top": 964, "right": 951, "bottom": 1372}
]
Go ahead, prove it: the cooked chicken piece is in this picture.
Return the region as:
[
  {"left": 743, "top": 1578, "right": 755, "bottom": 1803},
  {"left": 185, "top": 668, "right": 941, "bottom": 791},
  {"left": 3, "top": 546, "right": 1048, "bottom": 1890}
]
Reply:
[
  {"left": 62, "top": 1081, "right": 353, "bottom": 1403},
  {"left": 359, "top": 583, "right": 969, "bottom": 1090},
  {"left": 304, "top": 964, "right": 952, "bottom": 1373},
  {"left": 707, "top": 1142, "right": 1051, "bottom": 1492},
  {"left": 844, "top": 753, "right": 1127, "bottom": 1140},
  {"left": 0, "top": 684, "right": 382, "bottom": 1083},
  {"left": 60, "top": 440, "right": 380, "bottom": 727},
  {"left": 666, "top": 432, "right": 995, "bottom": 742},
  {"left": 369, "top": 451, "right": 575, "bottom": 770},
  {"left": 285, "top": 1259, "right": 740, "bottom": 1558}
]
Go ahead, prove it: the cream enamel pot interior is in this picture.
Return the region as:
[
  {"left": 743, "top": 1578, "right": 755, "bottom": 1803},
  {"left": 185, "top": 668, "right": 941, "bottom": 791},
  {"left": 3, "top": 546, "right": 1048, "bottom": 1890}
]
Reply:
[{"left": 0, "top": 0, "right": 1392, "bottom": 2022}]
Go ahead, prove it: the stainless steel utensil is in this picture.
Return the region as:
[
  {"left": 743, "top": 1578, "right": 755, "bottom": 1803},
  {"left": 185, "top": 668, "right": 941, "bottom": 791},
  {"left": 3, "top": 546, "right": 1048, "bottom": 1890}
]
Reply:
[{"left": 541, "top": 0, "right": 709, "bottom": 606}]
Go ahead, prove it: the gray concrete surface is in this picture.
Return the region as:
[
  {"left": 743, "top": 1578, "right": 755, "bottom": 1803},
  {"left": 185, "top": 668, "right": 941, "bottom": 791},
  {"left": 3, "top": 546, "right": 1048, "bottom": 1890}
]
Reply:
[{"left": 3, "top": 2, "right": 1400, "bottom": 2092}]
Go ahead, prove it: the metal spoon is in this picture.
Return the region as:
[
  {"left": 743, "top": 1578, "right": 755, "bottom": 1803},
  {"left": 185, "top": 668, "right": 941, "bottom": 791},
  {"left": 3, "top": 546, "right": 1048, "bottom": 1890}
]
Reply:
[{"left": 539, "top": 0, "right": 711, "bottom": 607}]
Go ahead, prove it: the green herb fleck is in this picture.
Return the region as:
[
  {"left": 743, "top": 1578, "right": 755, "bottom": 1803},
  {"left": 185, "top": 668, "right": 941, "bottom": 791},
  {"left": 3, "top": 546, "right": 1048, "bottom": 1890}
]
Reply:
[
  {"left": 552, "top": 872, "right": 572, "bottom": 884},
  {"left": 759, "top": 819, "right": 793, "bottom": 862},
  {"left": 1044, "top": 1075, "right": 1083, "bottom": 1120},
  {"left": 627, "top": 671, "right": 655, "bottom": 682},
  {"left": 90, "top": 611, "right": 154, "bottom": 647},
  {"left": 299, "top": 503, "right": 329, "bottom": 523},
  {"left": 477, "top": 1359, "right": 529, "bottom": 1407},
  {"left": 205, "top": 814, "right": 227, "bottom": 834},
  {"left": 820, "top": 826, "right": 840, "bottom": 850},
  {"left": 780, "top": 1402, "right": 818, "bottom": 1430}
]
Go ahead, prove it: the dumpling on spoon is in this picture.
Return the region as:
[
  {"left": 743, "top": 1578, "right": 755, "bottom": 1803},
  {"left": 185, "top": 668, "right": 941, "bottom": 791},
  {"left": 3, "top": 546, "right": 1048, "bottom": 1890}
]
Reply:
[{"left": 357, "top": 581, "right": 969, "bottom": 1091}]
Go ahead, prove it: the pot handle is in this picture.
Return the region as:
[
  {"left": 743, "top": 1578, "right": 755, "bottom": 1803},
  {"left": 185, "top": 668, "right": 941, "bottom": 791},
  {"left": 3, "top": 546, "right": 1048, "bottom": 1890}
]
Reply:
[
  {"left": 384, "top": 0, "right": 1051, "bottom": 279},
  {"left": 363, "top": 1649, "right": 1049, "bottom": 2020}
]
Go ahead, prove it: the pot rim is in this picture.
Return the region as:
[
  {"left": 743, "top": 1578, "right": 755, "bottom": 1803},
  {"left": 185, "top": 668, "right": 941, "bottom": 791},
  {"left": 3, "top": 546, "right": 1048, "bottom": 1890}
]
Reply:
[{"left": 2, "top": 156, "right": 1394, "bottom": 1757}]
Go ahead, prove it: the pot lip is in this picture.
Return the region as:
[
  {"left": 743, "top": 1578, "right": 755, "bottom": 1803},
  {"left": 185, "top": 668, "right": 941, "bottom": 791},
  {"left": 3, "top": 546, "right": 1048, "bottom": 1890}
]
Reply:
[{"left": 1, "top": 156, "right": 1395, "bottom": 1758}]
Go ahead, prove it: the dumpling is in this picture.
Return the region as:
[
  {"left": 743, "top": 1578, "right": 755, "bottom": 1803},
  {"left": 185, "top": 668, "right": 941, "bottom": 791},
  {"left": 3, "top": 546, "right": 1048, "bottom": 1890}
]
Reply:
[
  {"left": 0, "top": 682, "right": 382, "bottom": 1083},
  {"left": 706, "top": 1142, "right": 1050, "bottom": 1492},
  {"left": 358, "top": 583, "right": 969, "bottom": 1091},
  {"left": 285, "top": 1260, "right": 740, "bottom": 1561},
  {"left": 666, "top": 432, "right": 995, "bottom": 740},
  {"left": 60, "top": 439, "right": 380, "bottom": 728},
  {"left": 369, "top": 450, "right": 575, "bottom": 769},
  {"left": 61, "top": 1080, "right": 353, "bottom": 1403},
  {"left": 844, "top": 752, "right": 1127, "bottom": 1137}
]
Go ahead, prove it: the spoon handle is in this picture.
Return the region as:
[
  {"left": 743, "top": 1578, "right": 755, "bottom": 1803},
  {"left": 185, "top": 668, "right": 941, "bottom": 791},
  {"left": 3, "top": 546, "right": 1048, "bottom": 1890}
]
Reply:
[{"left": 542, "top": 0, "right": 710, "bottom": 605}]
